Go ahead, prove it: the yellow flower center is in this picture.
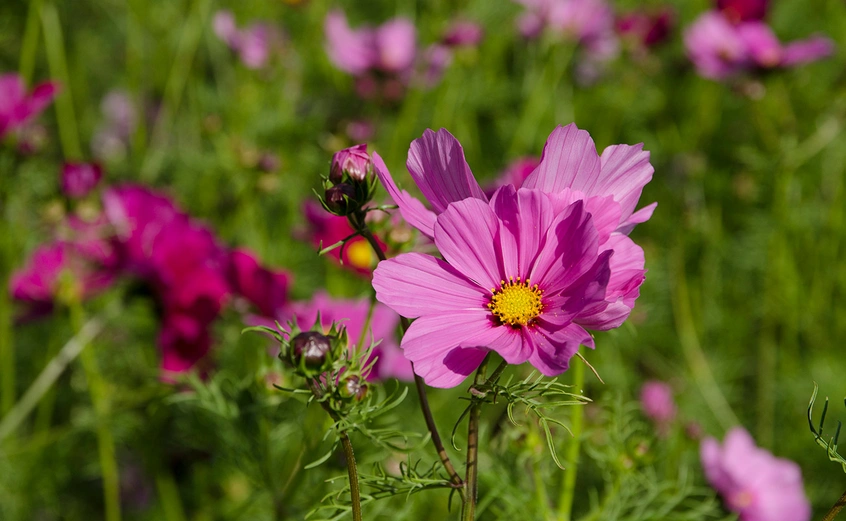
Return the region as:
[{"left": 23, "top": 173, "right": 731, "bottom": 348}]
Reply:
[
  {"left": 347, "top": 240, "right": 374, "bottom": 269},
  {"left": 487, "top": 277, "right": 544, "bottom": 327}
]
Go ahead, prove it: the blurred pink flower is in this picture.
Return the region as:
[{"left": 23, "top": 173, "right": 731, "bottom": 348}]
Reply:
[
  {"left": 212, "top": 10, "right": 278, "bottom": 69},
  {"left": 422, "top": 44, "right": 453, "bottom": 87},
  {"left": 325, "top": 9, "right": 416, "bottom": 76},
  {"left": 616, "top": 9, "right": 674, "bottom": 48},
  {"left": 442, "top": 20, "right": 484, "bottom": 48},
  {"left": 279, "top": 292, "right": 413, "bottom": 381},
  {"left": 0, "top": 73, "right": 59, "bottom": 139},
  {"left": 514, "top": 0, "right": 619, "bottom": 60},
  {"left": 91, "top": 90, "right": 137, "bottom": 161},
  {"left": 717, "top": 0, "right": 768, "bottom": 23},
  {"left": 227, "top": 248, "right": 290, "bottom": 318},
  {"left": 346, "top": 119, "right": 375, "bottom": 142},
  {"left": 61, "top": 162, "right": 103, "bottom": 199},
  {"left": 701, "top": 428, "right": 811, "bottom": 521},
  {"left": 640, "top": 380, "right": 676, "bottom": 428},
  {"left": 684, "top": 11, "right": 834, "bottom": 79},
  {"left": 486, "top": 157, "right": 540, "bottom": 196}
]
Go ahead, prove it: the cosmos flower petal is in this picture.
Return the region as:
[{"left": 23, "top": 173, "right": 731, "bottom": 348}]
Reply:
[
  {"left": 401, "top": 311, "right": 491, "bottom": 387},
  {"left": 373, "top": 252, "right": 488, "bottom": 318},
  {"left": 524, "top": 323, "right": 592, "bottom": 376},
  {"left": 489, "top": 185, "right": 520, "bottom": 277},
  {"left": 617, "top": 202, "right": 657, "bottom": 235},
  {"left": 531, "top": 200, "right": 601, "bottom": 290},
  {"left": 459, "top": 324, "right": 530, "bottom": 365},
  {"left": 576, "top": 235, "right": 645, "bottom": 330},
  {"left": 373, "top": 152, "right": 437, "bottom": 238},
  {"left": 324, "top": 10, "right": 377, "bottom": 75},
  {"left": 406, "top": 128, "right": 488, "bottom": 213},
  {"left": 594, "top": 143, "right": 655, "bottom": 225},
  {"left": 522, "top": 123, "right": 601, "bottom": 194},
  {"left": 782, "top": 36, "right": 835, "bottom": 67},
  {"left": 434, "top": 198, "right": 503, "bottom": 290}
]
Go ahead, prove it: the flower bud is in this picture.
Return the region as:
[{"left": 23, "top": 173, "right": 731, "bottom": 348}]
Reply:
[
  {"left": 330, "top": 144, "right": 372, "bottom": 184},
  {"left": 291, "top": 331, "right": 332, "bottom": 367},
  {"left": 324, "top": 183, "right": 356, "bottom": 215},
  {"left": 339, "top": 375, "right": 368, "bottom": 401}
]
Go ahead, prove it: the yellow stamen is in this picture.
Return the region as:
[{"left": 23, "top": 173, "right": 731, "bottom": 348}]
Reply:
[
  {"left": 487, "top": 277, "right": 544, "bottom": 327},
  {"left": 347, "top": 240, "right": 374, "bottom": 269}
]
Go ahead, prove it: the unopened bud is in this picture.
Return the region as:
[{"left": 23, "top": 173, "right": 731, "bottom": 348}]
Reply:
[
  {"left": 339, "top": 375, "right": 368, "bottom": 401},
  {"left": 291, "top": 332, "right": 331, "bottom": 367},
  {"left": 324, "top": 183, "right": 356, "bottom": 215},
  {"left": 330, "top": 144, "right": 372, "bottom": 184}
]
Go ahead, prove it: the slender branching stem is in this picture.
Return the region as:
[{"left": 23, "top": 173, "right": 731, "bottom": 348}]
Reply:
[
  {"left": 823, "top": 487, "right": 846, "bottom": 521},
  {"left": 558, "top": 356, "right": 585, "bottom": 521},
  {"left": 306, "top": 380, "right": 363, "bottom": 521},
  {"left": 461, "top": 354, "right": 491, "bottom": 521},
  {"left": 350, "top": 210, "right": 465, "bottom": 492}
]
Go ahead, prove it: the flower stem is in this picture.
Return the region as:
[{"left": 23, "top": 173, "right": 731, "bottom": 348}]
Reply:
[
  {"left": 71, "top": 303, "right": 121, "bottom": 521},
  {"left": 461, "top": 354, "right": 491, "bottom": 521},
  {"left": 19, "top": 0, "right": 44, "bottom": 84},
  {"left": 558, "top": 356, "right": 585, "bottom": 521},
  {"left": 351, "top": 211, "right": 465, "bottom": 492},
  {"left": 823, "top": 488, "right": 846, "bottom": 521},
  {"left": 306, "top": 380, "right": 363, "bottom": 521}
]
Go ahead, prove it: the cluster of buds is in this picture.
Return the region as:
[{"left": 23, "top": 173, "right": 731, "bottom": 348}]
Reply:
[
  {"left": 260, "top": 316, "right": 371, "bottom": 407},
  {"left": 321, "top": 144, "right": 378, "bottom": 217}
]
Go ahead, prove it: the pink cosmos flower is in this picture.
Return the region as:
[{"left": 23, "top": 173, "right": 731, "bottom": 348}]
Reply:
[
  {"left": 0, "top": 73, "right": 59, "bottom": 139},
  {"left": 227, "top": 248, "right": 290, "bottom": 318},
  {"left": 324, "top": 9, "right": 416, "bottom": 76},
  {"left": 514, "top": 0, "right": 619, "bottom": 61},
  {"left": 640, "top": 380, "right": 676, "bottom": 437},
  {"left": 701, "top": 428, "right": 811, "bottom": 521},
  {"left": 61, "top": 162, "right": 103, "bottom": 199},
  {"left": 374, "top": 123, "right": 656, "bottom": 240},
  {"left": 279, "top": 292, "right": 413, "bottom": 382},
  {"left": 684, "top": 11, "right": 834, "bottom": 80}
]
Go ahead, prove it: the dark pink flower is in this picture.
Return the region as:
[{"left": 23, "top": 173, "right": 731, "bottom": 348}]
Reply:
[
  {"left": 717, "top": 0, "right": 768, "bottom": 23},
  {"left": 279, "top": 292, "right": 412, "bottom": 381},
  {"left": 616, "top": 9, "right": 674, "bottom": 48},
  {"left": 61, "top": 163, "right": 103, "bottom": 199},
  {"left": 227, "top": 248, "right": 290, "bottom": 318},
  {"left": 684, "top": 11, "right": 834, "bottom": 79},
  {"left": 0, "top": 73, "right": 59, "bottom": 139},
  {"left": 301, "top": 201, "right": 381, "bottom": 275},
  {"left": 443, "top": 20, "right": 484, "bottom": 48},
  {"left": 640, "top": 380, "right": 676, "bottom": 425},
  {"left": 701, "top": 428, "right": 811, "bottom": 521}
]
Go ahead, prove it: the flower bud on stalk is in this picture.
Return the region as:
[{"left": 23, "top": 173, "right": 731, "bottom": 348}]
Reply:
[
  {"left": 339, "top": 374, "right": 368, "bottom": 401},
  {"left": 324, "top": 183, "right": 356, "bottom": 215},
  {"left": 321, "top": 144, "right": 378, "bottom": 217},
  {"left": 287, "top": 331, "right": 334, "bottom": 377},
  {"left": 330, "top": 144, "right": 372, "bottom": 183}
]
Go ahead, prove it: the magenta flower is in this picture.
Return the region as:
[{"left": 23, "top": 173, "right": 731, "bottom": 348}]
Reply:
[
  {"left": 227, "top": 248, "right": 290, "bottom": 318},
  {"left": 616, "top": 9, "right": 674, "bottom": 48},
  {"left": 717, "top": 0, "right": 768, "bottom": 23},
  {"left": 701, "top": 428, "right": 811, "bottom": 521},
  {"left": 0, "top": 73, "right": 59, "bottom": 139},
  {"left": 684, "top": 11, "right": 834, "bottom": 80},
  {"left": 61, "top": 162, "right": 103, "bottom": 199},
  {"left": 640, "top": 380, "right": 676, "bottom": 436},
  {"left": 374, "top": 123, "right": 656, "bottom": 239},
  {"left": 279, "top": 292, "right": 413, "bottom": 382}
]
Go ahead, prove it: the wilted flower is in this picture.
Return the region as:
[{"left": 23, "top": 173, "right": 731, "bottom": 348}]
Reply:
[
  {"left": 0, "top": 73, "right": 59, "bottom": 140},
  {"left": 684, "top": 11, "right": 834, "bottom": 80},
  {"left": 640, "top": 380, "right": 676, "bottom": 436},
  {"left": 61, "top": 163, "right": 103, "bottom": 199},
  {"left": 279, "top": 292, "right": 412, "bottom": 381},
  {"left": 701, "top": 428, "right": 811, "bottom": 521}
]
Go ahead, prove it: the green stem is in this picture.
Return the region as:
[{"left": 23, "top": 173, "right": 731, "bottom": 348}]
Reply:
[
  {"left": 352, "top": 210, "right": 465, "bottom": 492},
  {"left": 461, "top": 354, "right": 491, "bottom": 521},
  {"left": 19, "top": 0, "right": 45, "bottom": 83},
  {"left": 558, "top": 356, "right": 585, "bottom": 521},
  {"left": 140, "top": 0, "right": 210, "bottom": 181},
  {"left": 0, "top": 151, "right": 18, "bottom": 418},
  {"left": 822, "top": 487, "right": 846, "bottom": 521},
  {"left": 155, "top": 471, "right": 187, "bottom": 521},
  {"left": 72, "top": 304, "right": 121, "bottom": 521},
  {"left": 41, "top": 2, "right": 82, "bottom": 160},
  {"left": 126, "top": 0, "right": 148, "bottom": 159}
]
